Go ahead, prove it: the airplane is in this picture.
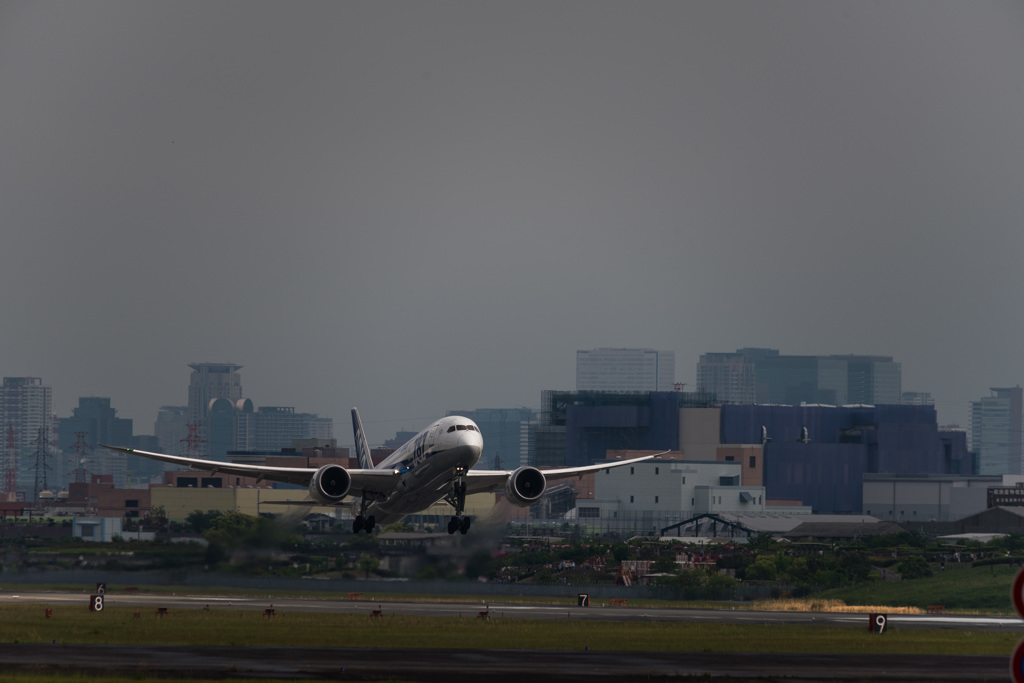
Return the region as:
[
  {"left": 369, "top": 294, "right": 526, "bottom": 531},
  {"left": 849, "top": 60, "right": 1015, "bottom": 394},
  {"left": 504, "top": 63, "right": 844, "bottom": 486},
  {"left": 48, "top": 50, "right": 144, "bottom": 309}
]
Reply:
[{"left": 100, "top": 408, "right": 662, "bottom": 535}]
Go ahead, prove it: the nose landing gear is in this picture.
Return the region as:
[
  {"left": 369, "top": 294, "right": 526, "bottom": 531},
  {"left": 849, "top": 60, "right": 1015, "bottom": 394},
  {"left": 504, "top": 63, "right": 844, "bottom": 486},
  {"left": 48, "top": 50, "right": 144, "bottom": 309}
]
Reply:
[
  {"left": 444, "top": 470, "right": 471, "bottom": 534},
  {"left": 447, "top": 515, "right": 471, "bottom": 535}
]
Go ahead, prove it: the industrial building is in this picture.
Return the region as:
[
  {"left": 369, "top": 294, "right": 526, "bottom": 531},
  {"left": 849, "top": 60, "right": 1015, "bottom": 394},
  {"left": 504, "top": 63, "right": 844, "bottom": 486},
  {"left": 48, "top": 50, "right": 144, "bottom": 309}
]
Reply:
[
  {"left": 721, "top": 403, "right": 969, "bottom": 514},
  {"left": 862, "top": 473, "right": 1001, "bottom": 522},
  {"left": 580, "top": 456, "right": 769, "bottom": 537}
]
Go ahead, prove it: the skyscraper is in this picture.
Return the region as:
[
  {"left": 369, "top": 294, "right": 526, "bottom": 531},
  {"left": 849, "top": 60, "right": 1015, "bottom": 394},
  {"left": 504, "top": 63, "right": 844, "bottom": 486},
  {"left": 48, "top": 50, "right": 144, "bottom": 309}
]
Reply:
[
  {"left": 695, "top": 352, "right": 758, "bottom": 404},
  {"left": 696, "top": 348, "right": 902, "bottom": 406},
  {"left": 576, "top": 348, "right": 675, "bottom": 392},
  {"left": 187, "top": 362, "right": 244, "bottom": 457},
  {"left": 1, "top": 377, "right": 53, "bottom": 500},
  {"left": 971, "top": 387, "right": 1023, "bottom": 475},
  {"left": 57, "top": 397, "right": 133, "bottom": 493}
]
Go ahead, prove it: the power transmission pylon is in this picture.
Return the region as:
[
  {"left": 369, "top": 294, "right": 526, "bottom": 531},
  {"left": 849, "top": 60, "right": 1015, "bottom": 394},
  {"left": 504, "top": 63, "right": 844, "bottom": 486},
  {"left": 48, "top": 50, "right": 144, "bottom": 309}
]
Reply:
[{"left": 32, "top": 427, "right": 52, "bottom": 501}]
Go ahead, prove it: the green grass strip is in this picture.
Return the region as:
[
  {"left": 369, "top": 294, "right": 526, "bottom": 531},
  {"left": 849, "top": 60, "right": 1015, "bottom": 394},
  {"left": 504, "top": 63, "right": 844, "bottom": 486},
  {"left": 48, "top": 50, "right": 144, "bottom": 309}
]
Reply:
[{"left": 0, "top": 604, "right": 1017, "bottom": 656}]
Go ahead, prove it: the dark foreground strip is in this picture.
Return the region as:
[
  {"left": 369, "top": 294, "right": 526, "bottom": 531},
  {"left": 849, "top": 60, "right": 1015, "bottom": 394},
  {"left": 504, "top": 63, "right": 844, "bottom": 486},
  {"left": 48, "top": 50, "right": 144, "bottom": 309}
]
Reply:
[{"left": 0, "top": 644, "right": 1008, "bottom": 682}]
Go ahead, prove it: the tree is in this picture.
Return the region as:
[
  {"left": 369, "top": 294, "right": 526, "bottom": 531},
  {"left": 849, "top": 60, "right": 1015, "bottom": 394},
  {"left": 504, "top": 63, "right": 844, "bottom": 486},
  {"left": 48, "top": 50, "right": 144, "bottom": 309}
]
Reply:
[
  {"left": 357, "top": 553, "right": 380, "bottom": 579},
  {"left": 746, "top": 533, "right": 778, "bottom": 553},
  {"left": 652, "top": 555, "right": 679, "bottom": 574},
  {"left": 186, "top": 510, "right": 224, "bottom": 534},
  {"left": 202, "top": 512, "right": 300, "bottom": 552},
  {"left": 611, "top": 543, "right": 630, "bottom": 563},
  {"left": 836, "top": 551, "right": 871, "bottom": 583},
  {"left": 147, "top": 505, "right": 168, "bottom": 531},
  {"left": 745, "top": 556, "right": 778, "bottom": 581},
  {"left": 897, "top": 555, "right": 932, "bottom": 580}
]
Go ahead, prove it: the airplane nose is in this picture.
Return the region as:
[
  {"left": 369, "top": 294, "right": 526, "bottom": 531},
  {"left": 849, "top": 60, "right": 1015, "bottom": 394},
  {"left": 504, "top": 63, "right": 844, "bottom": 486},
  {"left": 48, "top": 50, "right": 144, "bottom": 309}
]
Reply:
[{"left": 458, "top": 429, "right": 483, "bottom": 456}]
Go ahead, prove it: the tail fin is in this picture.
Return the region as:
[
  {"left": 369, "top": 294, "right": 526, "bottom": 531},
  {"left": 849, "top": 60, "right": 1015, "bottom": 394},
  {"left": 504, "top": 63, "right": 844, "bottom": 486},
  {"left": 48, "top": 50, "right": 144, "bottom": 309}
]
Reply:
[{"left": 352, "top": 408, "right": 373, "bottom": 469}]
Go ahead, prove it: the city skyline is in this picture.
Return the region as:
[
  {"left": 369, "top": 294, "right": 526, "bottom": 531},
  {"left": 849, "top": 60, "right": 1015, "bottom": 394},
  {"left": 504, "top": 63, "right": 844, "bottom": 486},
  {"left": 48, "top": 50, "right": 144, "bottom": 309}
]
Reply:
[
  {"left": 3, "top": 342, "right": 1015, "bottom": 448},
  {"left": 2, "top": 4, "right": 1023, "bottom": 443}
]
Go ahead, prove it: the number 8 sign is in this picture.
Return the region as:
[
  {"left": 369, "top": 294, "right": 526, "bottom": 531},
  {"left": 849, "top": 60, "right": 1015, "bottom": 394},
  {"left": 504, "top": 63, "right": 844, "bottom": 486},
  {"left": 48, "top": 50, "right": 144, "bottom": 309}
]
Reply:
[{"left": 89, "top": 594, "right": 104, "bottom": 612}]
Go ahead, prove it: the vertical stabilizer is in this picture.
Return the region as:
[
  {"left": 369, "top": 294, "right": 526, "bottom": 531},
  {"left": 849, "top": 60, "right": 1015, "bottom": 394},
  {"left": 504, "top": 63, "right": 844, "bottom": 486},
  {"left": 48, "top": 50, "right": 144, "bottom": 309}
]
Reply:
[{"left": 351, "top": 408, "right": 374, "bottom": 469}]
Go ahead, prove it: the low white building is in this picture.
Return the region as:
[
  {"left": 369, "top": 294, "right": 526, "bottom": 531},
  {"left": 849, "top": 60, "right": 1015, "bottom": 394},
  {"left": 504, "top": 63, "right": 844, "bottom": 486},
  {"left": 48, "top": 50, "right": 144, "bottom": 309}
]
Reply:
[
  {"left": 578, "top": 459, "right": 767, "bottom": 536},
  {"left": 72, "top": 516, "right": 123, "bottom": 542},
  {"left": 861, "top": 474, "right": 1003, "bottom": 522}
]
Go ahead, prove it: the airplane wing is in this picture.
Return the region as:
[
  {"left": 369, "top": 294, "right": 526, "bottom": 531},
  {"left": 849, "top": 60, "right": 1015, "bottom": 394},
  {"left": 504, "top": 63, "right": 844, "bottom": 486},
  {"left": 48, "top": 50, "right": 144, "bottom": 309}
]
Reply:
[
  {"left": 462, "top": 452, "right": 664, "bottom": 496},
  {"left": 97, "top": 445, "right": 400, "bottom": 497}
]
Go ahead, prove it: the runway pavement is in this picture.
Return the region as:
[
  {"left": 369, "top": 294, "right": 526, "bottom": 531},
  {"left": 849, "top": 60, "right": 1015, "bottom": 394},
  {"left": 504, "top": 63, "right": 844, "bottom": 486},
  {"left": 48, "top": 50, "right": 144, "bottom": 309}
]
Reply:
[
  {"left": 3, "top": 589, "right": 1021, "bottom": 631},
  {"left": 0, "top": 589, "right": 1019, "bottom": 680}
]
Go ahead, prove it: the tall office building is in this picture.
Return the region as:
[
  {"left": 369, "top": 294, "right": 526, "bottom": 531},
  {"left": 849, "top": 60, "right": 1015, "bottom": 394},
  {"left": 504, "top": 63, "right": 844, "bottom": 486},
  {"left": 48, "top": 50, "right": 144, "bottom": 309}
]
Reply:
[
  {"left": 187, "top": 363, "right": 244, "bottom": 426},
  {"left": 971, "top": 387, "right": 1023, "bottom": 475},
  {"left": 186, "top": 362, "right": 244, "bottom": 457},
  {"left": 576, "top": 348, "right": 675, "bottom": 392},
  {"left": 250, "top": 406, "right": 333, "bottom": 451},
  {"left": 832, "top": 355, "right": 902, "bottom": 405},
  {"left": 902, "top": 391, "right": 935, "bottom": 407},
  {"left": 696, "top": 348, "right": 901, "bottom": 406},
  {"left": 1, "top": 377, "right": 53, "bottom": 500},
  {"left": 154, "top": 405, "right": 188, "bottom": 454},
  {"left": 695, "top": 352, "right": 757, "bottom": 404},
  {"left": 57, "top": 397, "right": 133, "bottom": 493}
]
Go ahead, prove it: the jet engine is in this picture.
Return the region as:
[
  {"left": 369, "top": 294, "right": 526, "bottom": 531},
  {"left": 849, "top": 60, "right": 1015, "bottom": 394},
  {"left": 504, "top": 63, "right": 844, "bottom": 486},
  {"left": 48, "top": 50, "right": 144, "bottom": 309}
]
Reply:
[
  {"left": 504, "top": 466, "right": 547, "bottom": 507},
  {"left": 308, "top": 464, "right": 351, "bottom": 504}
]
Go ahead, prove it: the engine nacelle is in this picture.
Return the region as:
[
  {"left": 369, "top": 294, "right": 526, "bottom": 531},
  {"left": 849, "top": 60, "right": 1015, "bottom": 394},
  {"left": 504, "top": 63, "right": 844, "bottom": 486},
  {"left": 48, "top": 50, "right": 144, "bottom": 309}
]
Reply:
[
  {"left": 308, "top": 464, "right": 352, "bottom": 504},
  {"left": 504, "top": 466, "right": 547, "bottom": 507}
]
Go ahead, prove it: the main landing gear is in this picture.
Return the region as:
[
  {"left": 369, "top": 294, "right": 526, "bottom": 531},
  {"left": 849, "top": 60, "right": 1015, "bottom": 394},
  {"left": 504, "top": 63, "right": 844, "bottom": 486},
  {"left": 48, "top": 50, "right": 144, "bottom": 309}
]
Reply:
[
  {"left": 444, "top": 470, "right": 471, "bottom": 535},
  {"left": 352, "top": 514, "right": 375, "bottom": 534},
  {"left": 352, "top": 494, "right": 376, "bottom": 534}
]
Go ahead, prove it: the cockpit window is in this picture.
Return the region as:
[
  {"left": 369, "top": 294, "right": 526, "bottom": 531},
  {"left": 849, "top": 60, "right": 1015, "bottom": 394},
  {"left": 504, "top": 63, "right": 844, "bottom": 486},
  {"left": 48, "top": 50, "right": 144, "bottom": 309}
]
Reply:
[
  {"left": 467, "top": 425, "right": 477, "bottom": 431},
  {"left": 447, "top": 426, "right": 456, "bottom": 433},
  {"left": 456, "top": 424, "right": 466, "bottom": 430}
]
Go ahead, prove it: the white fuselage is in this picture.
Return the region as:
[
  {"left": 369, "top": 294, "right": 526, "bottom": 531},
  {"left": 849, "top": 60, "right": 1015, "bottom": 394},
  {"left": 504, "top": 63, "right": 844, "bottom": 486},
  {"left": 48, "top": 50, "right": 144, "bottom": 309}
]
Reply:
[{"left": 366, "top": 415, "right": 483, "bottom": 523}]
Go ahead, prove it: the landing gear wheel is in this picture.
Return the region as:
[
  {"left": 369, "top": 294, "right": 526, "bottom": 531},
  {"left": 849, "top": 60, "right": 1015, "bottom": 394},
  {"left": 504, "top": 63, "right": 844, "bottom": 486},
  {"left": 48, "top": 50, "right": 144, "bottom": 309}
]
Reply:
[
  {"left": 459, "top": 516, "right": 472, "bottom": 535},
  {"left": 365, "top": 515, "right": 376, "bottom": 534},
  {"left": 447, "top": 516, "right": 460, "bottom": 535},
  {"left": 352, "top": 516, "right": 364, "bottom": 534}
]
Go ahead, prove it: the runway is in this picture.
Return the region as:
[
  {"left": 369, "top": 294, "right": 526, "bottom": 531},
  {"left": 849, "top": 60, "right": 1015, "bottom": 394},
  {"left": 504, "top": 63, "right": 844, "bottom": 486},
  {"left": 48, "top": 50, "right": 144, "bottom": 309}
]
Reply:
[
  {"left": 0, "top": 590, "right": 1019, "bottom": 681},
  {"left": 3, "top": 589, "right": 1021, "bottom": 631}
]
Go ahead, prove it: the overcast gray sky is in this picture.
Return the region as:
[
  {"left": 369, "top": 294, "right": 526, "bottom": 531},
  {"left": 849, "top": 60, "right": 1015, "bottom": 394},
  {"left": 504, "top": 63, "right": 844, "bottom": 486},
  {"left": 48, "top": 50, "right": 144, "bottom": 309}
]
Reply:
[{"left": 2, "top": 1, "right": 1022, "bottom": 443}]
